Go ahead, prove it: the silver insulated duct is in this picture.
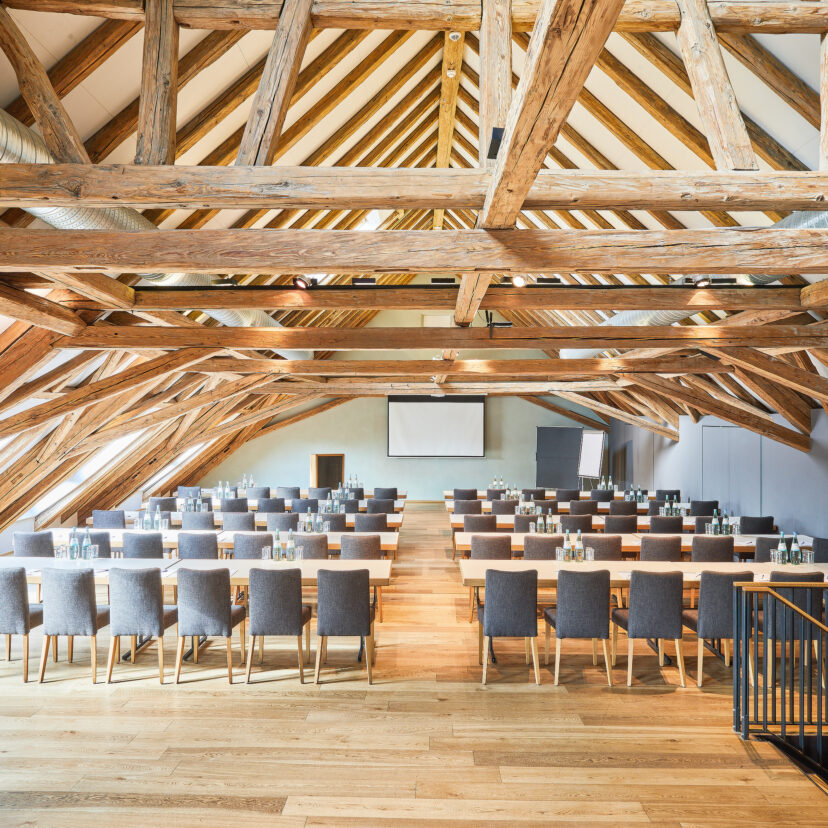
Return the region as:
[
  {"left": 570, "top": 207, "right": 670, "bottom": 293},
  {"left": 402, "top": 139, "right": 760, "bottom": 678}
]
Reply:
[
  {"left": 560, "top": 209, "right": 828, "bottom": 359},
  {"left": 0, "top": 108, "right": 311, "bottom": 360}
]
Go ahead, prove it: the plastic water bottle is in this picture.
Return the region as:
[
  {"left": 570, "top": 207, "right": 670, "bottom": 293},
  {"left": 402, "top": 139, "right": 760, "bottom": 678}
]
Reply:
[{"left": 575, "top": 530, "right": 584, "bottom": 561}]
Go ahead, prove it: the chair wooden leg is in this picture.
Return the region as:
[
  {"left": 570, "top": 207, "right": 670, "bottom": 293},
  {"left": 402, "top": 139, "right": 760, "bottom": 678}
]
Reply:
[
  {"left": 468, "top": 588, "right": 475, "bottom": 623},
  {"left": 602, "top": 639, "right": 612, "bottom": 686},
  {"left": 4, "top": 633, "right": 10, "bottom": 660},
  {"left": 697, "top": 638, "right": 704, "bottom": 688},
  {"left": 90, "top": 635, "right": 97, "bottom": 684},
  {"left": 658, "top": 638, "right": 664, "bottom": 667},
  {"left": 592, "top": 638, "right": 598, "bottom": 666},
  {"left": 67, "top": 636, "right": 74, "bottom": 664},
  {"left": 130, "top": 635, "right": 136, "bottom": 664},
  {"left": 51, "top": 635, "right": 57, "bottom": 662},
  {"left": 175, "top": 636, "right": 185, "bottom": 683},
  {"left": 22, "top": 635, "right": 28, "bottom": 683},
  {"left": 477, "top": 621, "right": 484, "bottom": 665},
  {"left": 297, "top": 635, "right": 304, "bottom": 683},
  {"left": 482, "top": 636, "right": 490, "bottom": 684},
  {"left": 259, "top": 634, "right": 264, "bottom": 665},
  {"left": 157, "top": 637, "right": 165, "bottom": 684},
  {"left": 238, "top": 621, "right": 245, "bottom": 665},
  {"left": 246, "top": 635, "right": 255, "bottom": 683},
  {"left": 193, "top": 635, "right": 199, "bottom": 664},
  {"left": 545, "top": 623, "right": 550, "bottom": 666},
  {"left": 225, "top": 637, "right": 233, "bottom": 684},
  {"left": 530, "top": 637, "right": 540, "bottom": 686},
  {"left": 322, "top": 636, "right": 328, "bottom": 664},
  {"left": 554, "top": 637, "right": 561, "bottom": 686},
  {"left": 611, "top": 623, "right": 618, "bottom": 667},
  {"left": 314, "top": 636, "right": 324, "bottom": 684},
  {"left": 524, "top": 637, "right": 530, "bottom": 665},
  {"left": 365, "top": 635, "right": 374, "bottom": 685},
  {"left": 723, "top": 638, "right": 731, "bottom": 667},
  {"left": 377, "top": 587, "right": 383, "bottom": 623},
  {"left": 675, "top": 639, "right": 686, "bottom": 688},
  {"left": 106, "top": 636, "right": 118, "bottom": 683},
  {"left": 38, "top": 636, "right": 49, "bottom": 682},
  {"left": 304, "top": 624, "right": 310, "bottom": 663},
  {"left": 627, "top": 638, "right": 634, "bottom": 687}
]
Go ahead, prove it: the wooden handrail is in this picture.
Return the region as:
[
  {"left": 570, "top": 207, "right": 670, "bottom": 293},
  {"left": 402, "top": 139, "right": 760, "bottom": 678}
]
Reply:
[{"left": 735, "top": 583, "right": 828, "bottom": 636}]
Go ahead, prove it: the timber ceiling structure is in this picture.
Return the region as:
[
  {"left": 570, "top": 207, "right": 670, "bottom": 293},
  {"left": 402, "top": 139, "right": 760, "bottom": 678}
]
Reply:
[{"left": 0, "top": 0, "right": 827, "bottom": 529}]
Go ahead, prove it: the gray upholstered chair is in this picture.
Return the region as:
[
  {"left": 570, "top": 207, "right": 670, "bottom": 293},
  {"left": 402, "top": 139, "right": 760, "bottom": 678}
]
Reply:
[
  {"left": 523, "top": 535, "right": 563, "bottom": 560},
  {"left": 92, "top": 509, "right": 125, "bottom": 529},
  {"left": 470, "top": 535, "right": 512, "bottom": 560},
  {"left": 454, "top": 499, "right": 482, "bottom": 515},
  {"left": 39, "top": 568, "right": 109, "bottom": 684},
  {"left": 693, "top": 516, "right": 714, "bottom": 534},
  {"left": 690, "top": 499, "right": 718, "bottom": 517},
  {"left": 682, "top": 570, "right": 753, "bottom": 686},
  {"left": 655, "top": 489, "right": 681, "bottom": 502},
  {"left": 478, "top": 569, "right": 539, "bottom": 685},
  {"left": 317, "top": 513, "right": 346, "bottom": 532},
  {"left": 650, "top": 515, "right": 683, "bottom": 534},
  {"left": 522, "top": 488, "right": 546, "bottom": 501},
  {"left": 491, "top": 499, "right": 518, "bottom": 515},
  {"left": 308, "top": 487, "right": 331, "bottom": 500},
  {"left": 611, "top": 570, "right": 685, "bottom": 687},
  {"left": 554, "top": 489, "right": 580, "bottom": 503},
  {"left": 454, "top": 488, "right": 477, "bottom": 501},
  {"left": 604, "top": 515, "right": 637, "bottom": 534},
  {"left": 175, "top": 567, "right": 246, "bottom": 684},
  {"left": 569, "top": 500, "right": 598, "bottom": 516},
  {"left": 13, "top": 531, "right": 54, "bottom": 558},
  {"left": 149, "top": 497, "right": 177, "bottom": 513},
  {"left": 767, "top": 570, "right": 825, "bottom": 643},
  {"left": 177, "top": 486, "right": 202, "bottom": 499},
  {"left": 545, "top": 569, "right": 611, "bottom": 686},
  {"left": 276, "top": 486, "right": 301, "bottom": 500},
  {"left": 293, "top": 498, "right": 318, "bottom": 514},
  {"left": 354, "top": 513, "right": 387, "bottom": 533},
  {"left": 220, "top": 497, "right": 249, "bottom": 513},
  {"left": 813, "top": 537, "right": 828, "bottom": 564},
  {"left": 314, "top": 569, "right": 375, "bottom": 684},
  {"left": 341, "top": 499, "right": 360, "bottom": 514},
  {"left": 341, "top": 534, "right": 382, "bottom": 560},
  {"left": 123, "top": 532, "right": 163, "bottom": 559},
  {"left": 590, "top": 489, "right": 614, "bottom": 502},
  {"left": 560, "top": 514, "right": 592, "bottom": 533},
  {"left": 257, "top": 497, "right": 285, "bottom": 514},
  {"left": 246, "top": 486, "right": 271, "bottom": 500},
  {"left": 486, "top": 488, "right": 507, "bottom": 501},
  {"left": 347, "top": 487, "right": 364, "bottom": 501},
  {"left": 233, "top": 533, "right": 273, "bottom": 560},
  {"left": 366, "top": 499, "right": 394, "bottom": 515},
  {"left": 181, "top": 511, "right": 215, "bottom": 530},
  {"left": 374, "top": 487, "right": 397, "bottom": 501},
  {"left": 647, "top": 500, "right": 666, "bottom": 516},
  {"left": 246, "top": 567, "right": 313, "bottom": 682},
  {"left": 106, "top": 567, "right": 178, "bottom": 684},
  {"left": 583, "top": 534, "right": 622, "bottom": 561},
  {"left": 691, "top": 535, "right": 734, "bottom": 563},
  {"left": 609, "top": 500, "right": 637, "bottom": 516},
  {"left": 88, "top": 531, "right": 112, "bottom": 559},
  {"left": 514, "top": 514, "right": 539, "bottom": 533},
  {"left": 222, "top": 512, "right": 255, "bottom": 532},
  {"left": 178, "top": 532, "right": 219, "bottom": 560},
  {"left": 0, "top": 567, "right": 42, "bottom": 682},
  {"left": 739, "top": 516, "right": 775, "bottom": 534},
  {"left": 639, "top": 535, "right": 682, "bottom": 562},
  {"left": 532, "top": 500, "right": 558, "bottom": 515},
  {"left": 463, "top": 514, "right": 496, "bottom": 533},
  {"left": 754, "top": 535, "right": 790, "bottom": 563},
  {"left": 267, "top": 512, "right": 299, "bottom": 532},
  {"left": 295, "top": 533, "right": 328, "bottom": 559}
]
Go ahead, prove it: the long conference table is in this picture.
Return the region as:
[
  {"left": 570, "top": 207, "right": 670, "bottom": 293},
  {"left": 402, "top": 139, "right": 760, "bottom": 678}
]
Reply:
[
  {"left": 92, "top": 511, "right": 403, "bottom": 531},
  {"left": 448, "top": 514, "right": 753, "bottom": 533},
  {"left": 205, "top": 488, "right": 407, "bottom": 500},
  {"left": 143, "top": 498, "right": 406, "bottom": 514},
  {"left": 445, "top": 499, "right": 669, "bottom": 515},
  {"left": 444, "top": 489, "right": 655, "bottom": 502}
]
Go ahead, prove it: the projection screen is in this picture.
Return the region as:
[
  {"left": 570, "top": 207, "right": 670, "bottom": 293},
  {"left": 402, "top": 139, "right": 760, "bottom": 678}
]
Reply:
[{"left": 387, "top": 396, "right": 485, "bottom": 457}]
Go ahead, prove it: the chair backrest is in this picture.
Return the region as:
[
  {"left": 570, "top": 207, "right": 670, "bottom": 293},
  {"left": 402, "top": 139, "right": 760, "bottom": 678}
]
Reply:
[
  {"left": 222, "top": 512, "right": 255, "bottom": 532},
  {"left": 639, "top": 535, "right": 682, "bottom": 562},
  {"left": 522, "top": 488, "right": 546, "bottom": 501},
  {"left": 245, "top": 486, "right": 271, "bottom": 500},
  {"left": 522, "top": 535, "right": 563, "bottom": 560},
  {"left": 316, "top": 569, "right": 372, "bottom": 637},
  {"left": 220, "top": 497, "right": 249, "bottom": 513},
  {"left": 627, "top": 570, "right": 683, "bottom": 639},
  {"left": 453, "top": 488, "right": 477, "bottom": 501},
  {"left": 647, "top": 500, "right": 666, "bottom": 516},
  {"left": 650, "top": 515, "right": 683, "bottom": 534},
  {"left": 354, "top": 513, "right": 387, "bottom": 532},
  {"left": 533, "top": 500, "right": 557, "bottom": 515},
  {"left": 486, "top": 488, "right": 506, "bottom": 501},
  {"left": 92, "top": 509, "right": 125, "bottom": 529},
  {"left": 276, "top": 486, "right": 301, "bottom": 499},
  {"left": 176, "top": 568, "right": 234, "bottom": 637},
  {"left": 89, "top": 530, "right": 112, "bottom": 559},
  {"left": 609, "top": 500, "right": 637, "bottom": 516},
  {"left": 463, "top": 514, "right": 496, "bottom": 533},
  {"left": 366, "top": 499, "right": 394, "bottom": 515},
  {"left": 655, "top": 489, "right": 680, "bottom": 502},
  {"left": 266, "top": 512, "right": 299, "bottom": 532},
  {"left": 340, "top": 534, "right": 382, "bottom": 560},
  {"left": 177, "top": 532, "right": 219, "bottom": 560},
  {"left": 42, "top": 568, "right": 102, "bottom": 636},
  {"left": 177, "top": 486, "right": 202, "bottom": 499},
  {"left": 122, "top": 532, "right": 163, "bottom": 559},
  {"left": 753, "top": 535, "right": 790, "bottom": 563},
  {"left": 560, "top": 514, "right": 592, "bottom": 533},
  {"left": 696, "top": 570, "right": 754, "bottom": 639},
  {"left": 373, "top": 487, "right": 397, "bottom": 501},
  {"left": 248, "top": 568, "right": 305, "bottom": 636},
  {"left": 13, "top": 531, "right": 54, "bottom": 558},
  {"left": 108, "top": 567, "right": 164, "bottom": 637},
  {"left": 181, "top": 511, "right": 216, "bottom": 530},
  {"left": 693, "top": 516, "right": 714, "bottom": 534},
  {"left": 569, "top": 500, "right": 598, "bottom": 515},
  {"left": 768, "top": 570, "right": 825, "bottom": 639},
  {"left": 481, "top": 569, "right": 538, "bottom": 638},
  {"left": 295, "top": 533, "right": 328, "bottom": 559},
  {"left": 233, "top": 532, "right": 272, "bottom": 560},
  {"left": 256, "top": 497, "right": 285, "bottom": 514},
  {"left": 739, "top": 516, "right": 775, "bottom": 535},
  {"left": 589, "top": 489, "right": 614, "bottom": 502},
  {"left": 347, "top": 487, "right": 364, "bottom": 501},
  {"left": 514, "top": 514, "right": 537, "bottom": 533},
  {"left": 812, "top": 537, "right": 828, "bottom": 564},
  {"left": 555, "top": 569, "right": 610, "bottom": 639},
  {"left": 491, "top": 499, "right": 518, "bottom": 515},
  {"left": 604, "top": 515, "right": 637, "bottom": 534},
  {"left": 582, "top": 534, "right": 622, "bottom": 561},
  {"left": 341, "top": 499, "right": 360, "bottom": 514},
  {"left": 554, "top": 489, "right": 580, "bottom": 503},
  {"left": 454, "top": 499, "right": 482, "bottom": 515},
  {"left": 318, "top": 513, "right": 347, "bottom": 532},
  {"left": 470, "top": 535, "right": 512, "bottom": 560},
  {"left": 309, "top": 487, "right": 332, "bottom": 500},
  {"left": 691, "top": 535, "right": 734, "bottom": 563},
  {"left": 148, "top": 497, "right": 177, "bottom": 513},
  {"left": 0, "top": 567, "right": 34, "bottom": 634},
  {"left": 690, "top": 499, "right": 719, "bottom": 517},
  {"left": 293, "top": 498, "right": 318, "bottom": 514}
]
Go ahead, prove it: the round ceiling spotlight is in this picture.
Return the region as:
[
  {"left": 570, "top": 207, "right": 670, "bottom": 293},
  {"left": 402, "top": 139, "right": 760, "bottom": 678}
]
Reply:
[
  {"left": 448, "top": 31, "right": 461, "bottom": 41},
  {"left": 293, "top": 276, "right": 313, "bottom": 289},
  {"left": 512, "top": 275, "right": 527, "bottom": 288},
  {"left": 446, "top": 68, "right": 457, "bottom": 78}
]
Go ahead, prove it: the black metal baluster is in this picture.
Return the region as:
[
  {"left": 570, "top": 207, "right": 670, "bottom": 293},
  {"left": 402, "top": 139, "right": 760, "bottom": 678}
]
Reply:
[{"left": 780, "top": 600, "right": 787, "bottom": 740}]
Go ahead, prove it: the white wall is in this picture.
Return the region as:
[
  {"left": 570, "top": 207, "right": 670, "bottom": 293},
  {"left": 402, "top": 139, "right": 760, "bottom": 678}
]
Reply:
[{"left": 201, "top": 396, "right": 600, "bottom": 500}]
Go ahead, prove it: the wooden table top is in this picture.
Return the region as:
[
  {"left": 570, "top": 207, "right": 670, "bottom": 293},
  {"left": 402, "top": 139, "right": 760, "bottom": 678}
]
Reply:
[
  {"left": 143, "top": 498, "right": 405, "bottom": 513},
  {"left": 443, "top": 490, "right": 656, "bottom": 501},
  {"left": 445, "top": 499, "right": 670, "bottom": 515},
  {"left": 204, "top": 488, "right": 407, "bottom": 500},
  {"left": 91, "top": 511, "right": 403, "bottom": 530},
  {"left": 448, "top": 514, "right": 755, "bottom": 532}
]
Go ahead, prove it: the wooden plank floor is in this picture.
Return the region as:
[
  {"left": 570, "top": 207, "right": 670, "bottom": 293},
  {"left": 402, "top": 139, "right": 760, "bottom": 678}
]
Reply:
[{"left": 0, "top": 502, "right": 825, "bottom": 825}]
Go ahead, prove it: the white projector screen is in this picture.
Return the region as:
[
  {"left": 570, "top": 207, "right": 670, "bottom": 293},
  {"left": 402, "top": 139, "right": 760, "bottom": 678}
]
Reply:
[
  {"left": 388, "top": 397, "right": 485, "bottom": 457},
  {"left": 578, "top": 431, "right": 605, "bottom": 478}
]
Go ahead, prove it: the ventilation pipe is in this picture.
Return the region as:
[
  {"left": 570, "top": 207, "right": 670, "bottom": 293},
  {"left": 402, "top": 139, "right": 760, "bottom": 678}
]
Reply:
[{"left": 0, "top": 108, "right": 311, "bottom": 360}]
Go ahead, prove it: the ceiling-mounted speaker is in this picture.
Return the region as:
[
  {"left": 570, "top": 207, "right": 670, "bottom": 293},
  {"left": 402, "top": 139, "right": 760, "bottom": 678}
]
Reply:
[{"left": 487, "top": 127, "right": 504, "bottom": 160}]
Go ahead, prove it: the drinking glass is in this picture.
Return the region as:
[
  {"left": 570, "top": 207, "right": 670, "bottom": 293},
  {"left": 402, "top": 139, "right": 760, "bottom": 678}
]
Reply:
[
  {"left": 770, "top": 548, "right": 779, "bottom": 565},
  {"left": 261, "top": 545, "right": 272, "bottom": 560},
  {"left": 294, "top": 545, "right": 302, "bottom": 561},
  {"left": 133, "top": 517, "right": 141, "bottom": 530},
  {"left": 803, "top": 549, "right": 815, "bottom": 565},
  {"left": 323, "top": 521, "right": 330, "bottom": 533},
  {"left": 339, "top": 505, "right": 345, "bottom": 514},
  {"left": 555, "top": 546, "right": 565, "bottom": 561},
  {"left": 55, "top": 544, "right": 67, "bottom": 560},
  {"left": 87, "top": 544, "right": 99, "bottom": 560},
  {"left": 287, "top": 546, "right": 296, "bottom": 562},
  {"left": 529, "top": 522, "right": 536, "bottom": 534},
  {"left": 584, "top": 546, "right": 594, "bottom": 562},
  {"left": 161, "top": 518, "right": 170, "bottom": 530}
]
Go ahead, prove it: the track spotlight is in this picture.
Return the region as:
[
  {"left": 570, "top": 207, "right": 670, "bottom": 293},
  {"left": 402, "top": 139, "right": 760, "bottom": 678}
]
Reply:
[
  {"left": 448, "top": 31, "right": 461, "bottom": 41},
  {"left": 695, "top": 276, "right": 711, "bottom": 288},
  {"left": 293, "top": 276, "right": 313, "bottom": 289},
  {"left": 512, "top": 275, "right": 527, "bottom": 288}
]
